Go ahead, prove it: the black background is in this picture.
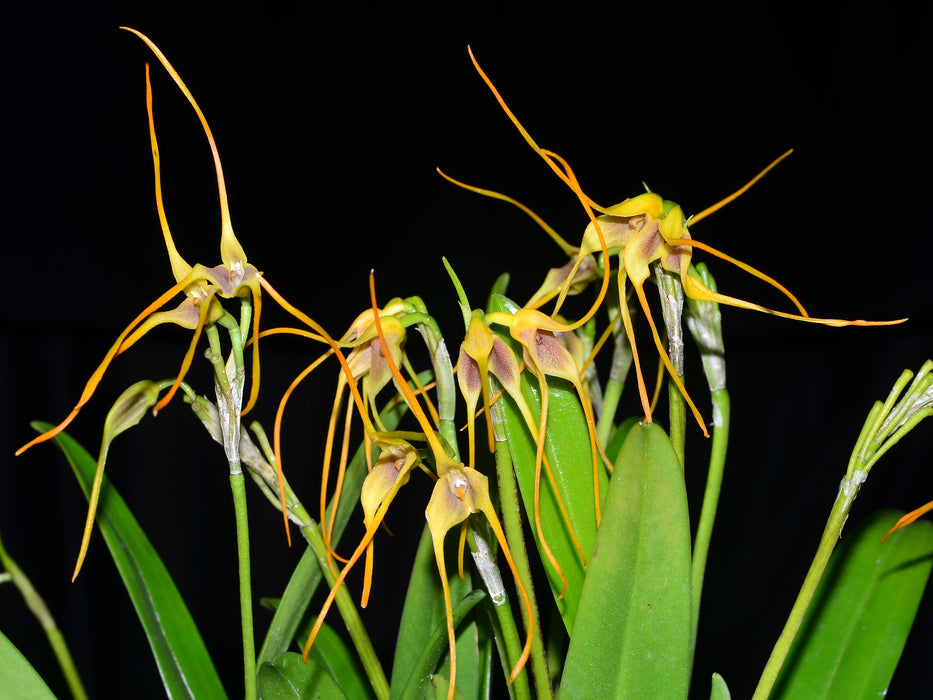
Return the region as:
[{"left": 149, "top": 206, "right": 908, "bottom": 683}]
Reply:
[{"left": 2, "top": 4, "right": 932, "bottom": 698}]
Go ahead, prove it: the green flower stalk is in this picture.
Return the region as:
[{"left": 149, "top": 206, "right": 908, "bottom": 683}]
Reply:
[{"left": 754, "top": 361, "right": 933, "bottom": 699}]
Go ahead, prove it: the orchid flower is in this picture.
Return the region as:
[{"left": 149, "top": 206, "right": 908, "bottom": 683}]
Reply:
[
  {"left": 458, "top": 147, "right": 611, "bottom": 556},
  {"left": 263, "top": 301, "right": 429, "bottom": 555},
  {"left": 302, "top": 273, "right": 534, "bottom": 700},
  {"left": 455, "top": 47, "right": 907, "bottom": 442},
  {"left": 16, "top": 31, "right": 404, "bottom": 590},
  {"left": 16, "top": 28, "right": 268, "bottom": 458},
  {"left": 456, "top": 309, "right": 589, "bottom": 596}
]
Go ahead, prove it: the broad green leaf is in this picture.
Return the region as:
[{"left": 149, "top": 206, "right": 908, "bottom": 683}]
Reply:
[
  {"left": 392, "top": 525, "right": 485, "bottom": 700},
  {"left": 773, "top": 509, "right": 933, "bottom": 699},
  {"left": 710, "top": 673, "right": 731, "bottom": 700},
  {"left": 0, "top": 630, "right": 56, "bottom": 700},
  {"left": 605, "top": 416, "right": 639, "bottom": 465},
  {"left": 258, "top": 651, "right": 347, "bottom": 700},
  {"left": 558, "top": 423, "right": 691, "bottom": 699},
  {"left": 35, "top": 422, "right": 227, "bottom": 700},
  {"left": 487, "top": 293, "right": 608, "bottom": 633}
]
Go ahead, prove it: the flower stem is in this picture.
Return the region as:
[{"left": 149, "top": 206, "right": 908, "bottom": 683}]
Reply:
[
  {"left": 596, "top": 378, "right": 623, "bottom": 447},
  {"left": 752, "top": 474, "right": 857, "bottom": 699},
  {"left": 228, "top": 465, "right": 257, "bottom": 700},
  {"left": 656, "top": 262, "right": 686, "bottom": 465},
  {"left": 492, "top": 435, "right": 549, "bottom": 698},
  {"left": 754, "top": 363, "right": 933, "bottom": 698},
  {"left": 596, "top": 306, "right": 632, "bottom": 449},
  {"left": 0, "top": 531, "right": 88, "bottom": 700},
  {"left": 690, "top": 387, "right": 730, "bottom": 663},
  {"left": 466, "top": 527, "right": 532, "bottom": 700},
  {"left": 300, "top": 519, "right": 390, "bottom": 700},
  {"left": 238, "top": 422, "right": 390, "bottom": 699},
  {"left": 667, "top": 379, "right": 686, "bottom": 466},
  {"left": 205, "top": 318, "right": 256, "bottom": 699}
]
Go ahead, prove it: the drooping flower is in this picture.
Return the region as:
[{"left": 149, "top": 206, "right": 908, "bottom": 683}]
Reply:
[
  {"left": 456, "top": 309, "right": 589, "bottom": 596},
  {"left": 302, "top": 273, "right": 534, "bottom": 700}
]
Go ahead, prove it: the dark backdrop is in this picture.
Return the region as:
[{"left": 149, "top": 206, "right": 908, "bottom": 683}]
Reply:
[{"left": 3, "top": 5, "right": 932, "bottom": 698}]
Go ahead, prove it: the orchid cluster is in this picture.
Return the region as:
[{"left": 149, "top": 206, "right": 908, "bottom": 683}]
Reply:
[{"left": 7, "top": 28, "right": 932, "bottom": 700}]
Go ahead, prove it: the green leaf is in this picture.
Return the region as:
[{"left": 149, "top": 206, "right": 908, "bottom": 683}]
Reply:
[
  {"left": 258, "top": 546, "right": 320, "bottom": 666},
  {"left": 710, "top": 673, "right": 731, "bottom": 700},
  {"left": 430, "top": 600, "right": 486, "bottom": 700},
  {"left": 557, "top": 423, "right": 691, "bottom": 699},
  {"left": 35, "top": 422, "right": 227, "bottom": 700},
  {"left": 263, "top": 591, "right": 373, "bottom": 700},
  {"left": 258, "top": 651, "right": 347, "bottom": 700},
  {"left": 487, "top": 293, "right": 608, "bottom": 633},
  {"left": 397, "top": 590, "right": 486, "bottom": 700},
  {"left": 391, "top": 525, "right": 485, "bottom": 700},
  {"left": 773, "top": 509, "right": 933, "bottom": 699},
  {"left": 0, "top": 629, "right": 56, "bottom": 700},
  {"left": 605, "top": 416, "right": 639, "bottom": 465}
]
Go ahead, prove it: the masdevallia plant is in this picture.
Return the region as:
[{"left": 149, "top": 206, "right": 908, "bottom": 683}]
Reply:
[{"left": 4, "top": 28, "right": 933, "bottom": 700}]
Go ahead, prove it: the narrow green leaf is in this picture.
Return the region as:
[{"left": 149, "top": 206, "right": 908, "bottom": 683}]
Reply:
[
  {"left": 558, "top": 423, "right": 691, "bottom": 699},
  {"left": 35, "top": 422, "right": 227, "bottom": 700},
  {"left": 392, "top": 525, "right": 485, "bottom": 700},
  {"left": 258, "top": 651, "right": 347, "bottom": 700},
  {"left": 396, "top": 590, "right": 486, "bottom": 700},
  {"left": 0, "top": 629, "right": 56, "bottom": 700},
  {"left": 487, "top": 293, "right": 608, "bottom": 633},
  {"left": 773, "top": 510, "right": 933, "bottom": 699},
  {"left": 710, "top": 673, "right": 731, "bottom": 700},
  {"left": 258, "top": 546, "right": 320, "bottom": 668}
]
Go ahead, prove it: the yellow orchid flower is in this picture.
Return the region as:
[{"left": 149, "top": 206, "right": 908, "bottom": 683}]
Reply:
[
  {"left": 302, "top": 273, "right": 534, "bottom": 700},
  {"left": 456, "top": 310, "right": 589, "bottom": 597},
  {"left": 262, "top": 300, "right": 436, "bottom": 557},
  {"left": 460, "top": 46, "right": 906, "bottom": 441},
  {"left": 16, "top": 28, "right": 267, "bottom": 458}
]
